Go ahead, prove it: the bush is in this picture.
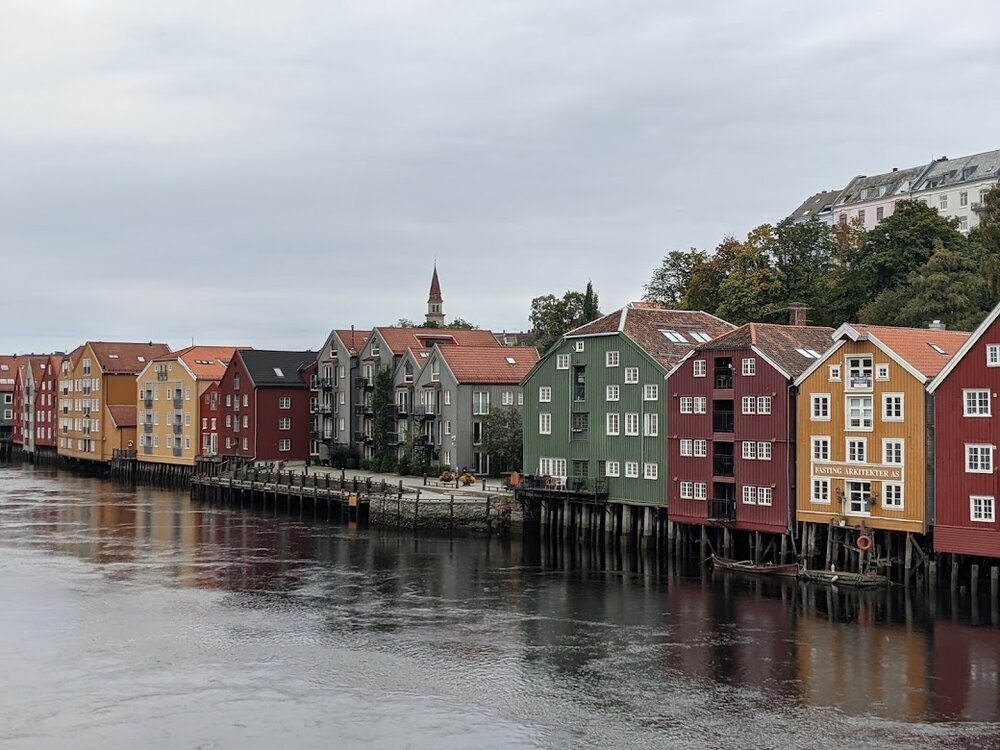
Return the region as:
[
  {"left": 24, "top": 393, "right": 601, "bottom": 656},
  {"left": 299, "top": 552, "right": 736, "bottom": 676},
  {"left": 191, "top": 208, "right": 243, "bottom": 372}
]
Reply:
[
  {"left": 397, "top": 455, "right": 412, "bottom": 476},
  {"left": 379, "top": 456, "right": 396, "bottom": 474},
  {"left": 345, "top": 457, "right": 357, "bottom": 470}
]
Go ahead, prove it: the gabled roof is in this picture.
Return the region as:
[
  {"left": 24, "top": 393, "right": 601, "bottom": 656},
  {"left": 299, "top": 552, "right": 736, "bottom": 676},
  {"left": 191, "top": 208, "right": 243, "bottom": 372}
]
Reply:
[
  {"left": 694, "top": 323, "right": 836, "bottom": 379},
  {"left": 930, "top": 302, "right": 1000, "bottom": 392},
  {"left": 567, "top": 303, "right": 734, "bottom": 369},
  {"left": 170, "top": 345, "right": 245, "bottom": 381},
  {"left": 835, "top": 163, "right": 929, "bottom": 208},
  {"left": 435, "top": 345, "right": 539, "bottom": 385},
  {"left": 0, "top": 356, "right": 18, "bottom": 391},
  {"left": 790, "top": 189, "right": 844, "bottom": 221},
  {"left": 239, "top": 350, "right": 315, "bottom": 388},
  {"left": 107, "top": 405, "right": 137, "bottom": 428},
  {"left": 88, "top": 342, "right": 172, "bottom": 374},
  {"left": 911, "top": 149, "right": 1000, "bottom": 193},
  {"left": 333, "top": 329, "right": 370, "bottom": 356},
  {"left": 371, "top": 327, "right": 501, "bottom": 357}
]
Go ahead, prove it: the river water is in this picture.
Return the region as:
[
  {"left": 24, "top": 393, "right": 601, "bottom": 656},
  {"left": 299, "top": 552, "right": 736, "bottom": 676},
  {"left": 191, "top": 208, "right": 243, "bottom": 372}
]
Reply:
[{"left": 1, "top": 464, "right": 999, "bottom": 749}]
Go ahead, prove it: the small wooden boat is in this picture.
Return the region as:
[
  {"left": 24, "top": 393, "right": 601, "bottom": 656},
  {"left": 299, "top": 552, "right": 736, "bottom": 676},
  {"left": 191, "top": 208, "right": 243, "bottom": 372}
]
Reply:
[
  {"left": 799, "top": 568, "right": 889, "bottom": 588},
  {"left": 711, "top": 555, "right": 799, "bottom": 577}
]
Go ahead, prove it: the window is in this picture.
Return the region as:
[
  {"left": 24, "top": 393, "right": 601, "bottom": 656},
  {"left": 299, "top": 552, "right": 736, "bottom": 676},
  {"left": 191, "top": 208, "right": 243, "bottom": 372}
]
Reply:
[
  {"left": 812, "top": 437, "right": 830, "bottom": 461},
  {"left": 644, "top": 413, "right": 658, "bottom": 437},
  {"left": 847, "top": 395, "right": 873, "bottom": 430},
  {"left": 643, "top": 384, "right": 658, "bottom": 401},
  {"left": 643, "top": 463, "right": 658, "bottom": 480},
  {"left": 882, "top": 393, "right": 904, "bottom": 421},
  {"left": 680, "top": 481, "right": 693, "bottom": 499},
  {"left": 242, "top": 416, "right": 248, "bottom": 428},
  {"left": 539, "top": 413, "right": 551, "bottom": 435},
  {"left": 758, "top": 487, "right": 773, "bottom": 506},
  {"left": 518, "top": 392, "right": 523, "bottom": 406},
  {"left": 847, "top": 356, "right": 872, "bottom": 389},
  {"left": 575, "top": 341, "right": 585, "bottom": 352},
  {"left": 847, "top": 481, "right": 871, "bottom": 514},
  {"left": 473, "top": 421, "right": 484, "bottom": 445},
  {"left": 680, "top": 439, "right": 693, "bottom": 456},
  {"left": 876, "top": 364, "right": 889, "bottom": 381},
  {"left": 472, "top": 391, "right": 490, "bottom": 415},
  {"left": 882, "top": 439, "right": 903, "bottom": 465},
  {"left": 884, "top": 483, "right": 904, "bottom": 509},
  {"left": 243, "top": 394, "right": 249, "bottom": 407},
  {"left": 625, "top": 461, "right": 639, "bottom": 478},
  {"left": 988, "top": 345, "right": 1000, "bottom": 367},
  {"left": 741, "top": 396, "right": 756, "bottom": 415},
  {"left": 847, "top": 439, "right": 867, "bottom": 463},
  {"left": 757, "top": 442, "right": 772, "bottom": 460},
  {"left": 742, "top": 486, "right": 757, "bottom": 505},
  {"left": 502, "top": 391, "right": 514, "bottom": 406},
  {"left": 960, "top": 191, "right": 969, "bottom": 207},
  {"left": 539, "top": 386, "right": 552, "bottom": 403},
  {"left": 693, "top": 439, "right": 707, "bottom": 457},
  {"left": 279, "top": 417, "right": 291, "bottom": 431},
  {"left": 876, "top": 206, "right": 884, "bottom": 222},
  {"left": 680, "top": 397, "right": 693, "bottom": 414},
  {"left": 858, "top": 209, "right": 866, "bottom": 224},
  {"left": 606, "top": 385, "right": 619, "bottom": 401},
  {"left": 940, "top": 194, "right": 949, "bottom": 210},
  {"left": 278, "top": 396, "right": 291, "bottom": 409},
  {"left": 693, "top": 397, "right": 707, "bottom": 414},
  {"left": 624, "top": 367, "right": 639, "bottom": 384},
  {"left": 811, "top": 394, "right": 830, "bottom": 420},
  {"left": 556, "top": 354, "right": 570, "bottom": 370},
  {"left": 443, "top": 390, "right": 452, "bottom": 406},
  {"left": 606, "top": 413, "right": 620, "bottom": 435},
  {"left": 742, "top": 358, "right": 756, "bottom": 376},
  {"left": 742, "top": 441, "right": 757, "bottom": 460},
  {"left": 444, "top": 420, "right": 452, "bottom": 436},
  {"left": 960, "top": 216, "right": 969, "bottom": 232},
  {"left": 623, "top": 412, "right": 639, "bottom": 436},
  {"left": 606, "top": 351, "right": 619, "bottom": 367},
  {"left": 966, "top": 444, "right": 994, "bottom": 473},
  {"left": 242, "top": 438, "right": 249, "bottom": 451},
  {"left": 538, "top": 457, "right": 567, "bottom": 477},
  {"left": 964, "top": 389, "right": 991, "bottom": 417},
  {"left": 693, "top": 360, "right": 707, "bottom": 378},
  {"left": 606, "top": 461, "right": 620, "bottom": 477},
  {"left": 278, "top": 439, "right": 291, "bottom": 452},
  {"left": 757, "top": 396, "right": 771, "bottom": 415},
  {"left": 829, "top": 365, "right": 841, "bottom": 381},
  {"left": 971, "top": 496, "right": 995, "bottom": 523},
  {"left": 571, "top": 412, "right": 588, "bottom": 437},
  {"left": 694, "top": 483, "right": 707, "bottom": 500}
]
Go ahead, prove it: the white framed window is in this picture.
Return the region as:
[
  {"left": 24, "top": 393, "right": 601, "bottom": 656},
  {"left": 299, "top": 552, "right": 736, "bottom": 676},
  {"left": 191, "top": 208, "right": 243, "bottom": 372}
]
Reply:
[
  {"left": 966, "top": 444, "right": 994, "bottom": 473},
  {"left": 811, "top": 394, "right": 830, "bottom": 420},
  {"left": 742, "top": 441, "right": 757, "bottom": 460},
  {"left": 606, "top": 461, "right": 620, "bottom": 477},
  {"left": 606, "top": 413, "right": 620, "bottom": 435},
  {"left": 502, "top": 391, "right": 514, "bottom": 406},
  {"left": 847, "top": 356, "right": 873, "bottom": 390},
  {"left": 694, "top": 439, "right": 707, "bottom": 457},
  {"left": 847, "top": 481, "right": 871, "bottom": 515},
  {"left": 971, "top": 496, "right": 996, "bottom": 523},
  {"left": 473, "top": 391, "right": 490, "bottom": 415},
  {"left": 693, "top": 360, "right": 706, "bottom": 378},
  {"left": 757, "top": 441, "right": 772, "bottom": 460},
  {"left": 539, "top": 413, "right": 551, "bottom": 435},
  {"left": 518, "top": 392, "right": 523, "bottom": 406},
  {"left": 680, "top": 397, "right": 693, "bottom": 414},
  {"left": 758, "top": 487, "right": 773, "bottom": 506},
  {"left": 278, "top": 396, "right": 291, "bottom": 409},
  {"left": 847, "top": 395, "right": 873, "bottom": 430},
  {"left": 643, "top": 412, "right": 658, "bottom": 437},
  {"left": 680, "top": 481, "right": 693, "bottom": 499},
  {"left": 694, "top": 483, "right": 707, "bottom": 500},
  {"left": 444, "top": 420, "right": 452, "bottom": 436},
  {"left": 243, "top": 416, "right": 249, "bottom": 428},
  {"left": 828, "top": 365, "right": 841, "bottom": 381},
  {"left": 964, "top": 389, "right": 991, "bottom": 417},
  {"left": 556, "top": 354, "right": 570, "bottom": 370},
  {"left": 243, "top": 394, "right": 249, "bottom": 407},
  {"left": 242, "top": 438, "right": 249, "bottom": 451},
  {"left": 278, "top": 439, "right": 291, "bottom": 452},
  {"left": 606, "top": 385, "right": 619, "bottom": 401},
  {"left": 278, "top": 417, "right": 291, "bottom": 430},
  {"left": 742, "top": 358, "right": 756, "bottom": 376},
  {"left": 625, "top": 461, "right": 639, "bottom": 478},
  {"left": 883, "top": 483, "right": 904, "bottom": 509},
  {"left": 680, "top": 439, "right": 693, "bottom": 456},
  {"left": 539, "top": 386, "right": 552, "bottom": 403},
  {"left": 643, "top": 463, "right": 658, "bottom": 480},
  {"left": 643, "top": 384, "right": 658, "bottom": 401},
  {"left": 847, "top": 438, "right": 867, "bottom": 463},
  {"left": 575, "top": 340, "right": 585, "bottom": 352},
  {"left": 876, "top": 364, "right": 889, "bottom": 381},
  {"left": 624, "top": 367, "right": 639, "bottom": 384},
  {"left": 882, "top": 439, "right": 904, "bottom": 465},
  {"left": 606, "top": 351, "right": 619, "bottom": 367},
  {"left": 757, "top": 396, "right": 771, "bottom": 415},
  {"left": 882, "top": 393, "right": 904, "bottom": 421},
  {"left": 693, "top": 397, "right": 707, "bottom": 414},
  {"left": 741, "top": 396, "right": 756, "bottom": 415},
  {"left": 624, "top": 413, "right": 639, "bottom": 436},
  {"left": 742, "top": 485, "right": 757, "bottom": 504},
  {"left": 444, "top": 390, "right": 452, "bottom": 406},
  {"left": 538, "top": 457, "right": 567, "bottom": 477},
  {"left": 940, "top": 193, "right": 949, "bottom": 210},
  {"left": 987, "top": 345, "right": 1000, "bottom": 367},
  {"left": 812, "top": 437, "right": 830, "bottom": 462}
]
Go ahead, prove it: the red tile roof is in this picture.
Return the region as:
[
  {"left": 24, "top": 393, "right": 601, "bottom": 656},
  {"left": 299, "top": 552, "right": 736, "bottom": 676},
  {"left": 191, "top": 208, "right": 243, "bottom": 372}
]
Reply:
[
  {"left": 0, "top": 356, "right": 20, "bottom": 391},
  {"left": 170, "top": 345, "right": 246, "bottom": 381},
  {"left": 852, "top": 325, "right": 970, "bottom": 378},
  {"left": 373, "top": 327, "right": 501, "bottom": 356},
  {"left": 334, "top": 329, "right": 370, "bottom": 355},
  {"left": 89, "top": 342, "right": 172, "bottom": 374},
  {"left": 697, "top": 323, "right": 836, "bottom": 378},
  {"left": 107, "top": 405, "right": 137, "bottom": 428},
  {"left": 437, "top": 345, "right": 540, "bottom": 384}
]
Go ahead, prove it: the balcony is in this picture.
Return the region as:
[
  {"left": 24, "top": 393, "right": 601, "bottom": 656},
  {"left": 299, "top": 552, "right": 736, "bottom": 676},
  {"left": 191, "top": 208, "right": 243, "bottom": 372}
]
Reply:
[
  {"left": 847, "top": 375, "right": 872, "bottom": 391},
  {"left": 353, "top": 431, "right": 365, "bottom": 443},
  {"left": 173, "top": 447, "right": 183, "bottom": 458},
  {"left": 712, "top": 454, "right": 734, "bottom": 477},
  {"left": 156, "top": 370, "right": 169, "bottom": 382},
  {"left": 395, "top": 403, "right": 409, "bottom": 418},
  {"left": 714, "top": 370, "right": 733, "bottom": 389},
  {"left": 355, "top": 377, "right": 373, "bottom": 390},
  {"left": 320, "top": 378, "right": 333, "bottom": 391},
  {"left": 419, "top": 405, "right": 437, "bottom": 420},
  {"left": 712, "top": 411, "right": 734, "bottom": 433},
  {"left": 144, "top": 423, "right": 153, "bottom": 434},
  {"left": 570, "top": 429, "right": 588, "bottom": 442},
  {"left": 362, "top": 403, "right": 375, "bottom": 417},
  {"left": 143, "top": 397, "right": 153, "bottom": 408},
  {"left": 173, "top": 397, "right": 183, "bottom": 410},
  {"left": 708, "top": 498, "right": 736, "bottom": 522},
  {"left": 173, "top": 423, "right": 183, "bottom": 434},
  {"left": 387, "top": 433, "right": 400, "bottom": 446},
  {"left": 517, "top": 475, "right": 609, "bottom": 503},
  {"left": 319, "top": 404, "right": 333, "bottom": 414}
]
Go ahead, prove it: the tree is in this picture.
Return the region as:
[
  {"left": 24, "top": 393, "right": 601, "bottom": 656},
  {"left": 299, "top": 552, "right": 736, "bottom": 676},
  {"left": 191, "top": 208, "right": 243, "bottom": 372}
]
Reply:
[
  {"left": 480, "top": 406, "right": 523, "bottom": 476},
  {"left": 395, "top": 318, "right": 418, "bottom": 328},
  {"left": 529, "top": 285, "right": 601, "bottom": 353},
  {"left": 643, "top": 249, "right": 706, "bottom": 306},
  {"left": 582, "top": 281, "right": 600, "bottom": 321},
  {"left": 447, "top": 318, "right": 477, "bottom": 330},
  {"left": 371, "top": 366, "right": 395, "bottom": 471},
  {"left": 970, "top": 185, "right": 1000, "bottom": 303},
  {"left": 772, "top": 217, "right": 837, "bottom": 319}
]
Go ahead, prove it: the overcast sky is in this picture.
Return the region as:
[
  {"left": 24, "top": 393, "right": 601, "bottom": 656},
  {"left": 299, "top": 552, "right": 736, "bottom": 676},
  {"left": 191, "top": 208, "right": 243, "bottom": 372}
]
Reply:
[{"left": 3, "top": 1, "right": 999, "bottom": 354}]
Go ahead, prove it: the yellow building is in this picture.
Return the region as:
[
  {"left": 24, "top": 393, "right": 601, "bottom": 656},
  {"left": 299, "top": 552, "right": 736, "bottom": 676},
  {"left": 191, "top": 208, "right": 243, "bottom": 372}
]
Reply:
[
  {"left": 794, "top": 324, "right": 969, "bottom": 535},
  {"left": 135, "top": 346, "right": 241, "bottom": 467},
  {"left": 58, "top": 341, "right": 172, "bottom": 465}
]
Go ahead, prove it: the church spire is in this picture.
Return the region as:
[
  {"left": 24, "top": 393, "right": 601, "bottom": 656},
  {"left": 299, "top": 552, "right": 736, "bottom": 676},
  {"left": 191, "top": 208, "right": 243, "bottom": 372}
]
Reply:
[{"left": 426, "top": 264, "right": 444, "bottom": 326}]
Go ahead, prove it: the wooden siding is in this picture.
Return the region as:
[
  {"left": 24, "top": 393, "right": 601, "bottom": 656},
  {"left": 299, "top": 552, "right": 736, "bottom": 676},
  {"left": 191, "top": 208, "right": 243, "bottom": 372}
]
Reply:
[
  {"left": 522, "top": 334, "right": 668, "bottom": 505},
  {"left": 136, "top": 364, "right": 202, "bottom": 467},
  {"left": 796, "top": 339, "right": 929, "bottom": 533}
]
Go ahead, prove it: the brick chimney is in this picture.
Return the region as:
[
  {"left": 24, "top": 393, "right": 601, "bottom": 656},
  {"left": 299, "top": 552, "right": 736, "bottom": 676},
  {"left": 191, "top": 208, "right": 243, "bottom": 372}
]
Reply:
[{"left": 788, "top": 303, "right": 809, "bottom": 326}]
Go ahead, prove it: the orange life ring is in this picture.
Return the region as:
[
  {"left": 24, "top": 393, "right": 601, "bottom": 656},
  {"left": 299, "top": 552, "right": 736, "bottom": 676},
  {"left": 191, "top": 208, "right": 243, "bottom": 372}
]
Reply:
[{"left": 856, "top": 534, "right": 873, "bottom": 552}]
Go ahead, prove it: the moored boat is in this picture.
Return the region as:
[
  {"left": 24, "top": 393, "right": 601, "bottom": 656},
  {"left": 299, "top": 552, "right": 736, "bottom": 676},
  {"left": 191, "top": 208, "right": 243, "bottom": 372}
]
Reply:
[
  {"left": 799, "top": 568, "right": 889, "bottom": 587},
  {"left": 711, "top": 555, "right": 799, "bottom": 577}
]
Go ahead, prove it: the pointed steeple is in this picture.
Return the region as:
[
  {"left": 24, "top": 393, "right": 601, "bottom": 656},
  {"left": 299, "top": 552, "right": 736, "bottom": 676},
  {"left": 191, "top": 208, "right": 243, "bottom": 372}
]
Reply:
[{"left": 426, "top": 264, "right": 444, "bottom": 326}]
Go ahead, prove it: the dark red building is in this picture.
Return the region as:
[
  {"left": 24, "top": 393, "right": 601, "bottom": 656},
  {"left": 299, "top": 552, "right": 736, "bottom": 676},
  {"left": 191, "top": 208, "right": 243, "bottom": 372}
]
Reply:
[
  {"left": 666, "top": 323, "right": 833, "bottom": 537},
  {"left": 929, "top": 303, "right": 1000, "bottom": 559},
  {"left": 11, "top": 354, "right": 59, "bottom": 454},
  {"left": 217, "top": 350, "right": 316, "bottom": 462}
]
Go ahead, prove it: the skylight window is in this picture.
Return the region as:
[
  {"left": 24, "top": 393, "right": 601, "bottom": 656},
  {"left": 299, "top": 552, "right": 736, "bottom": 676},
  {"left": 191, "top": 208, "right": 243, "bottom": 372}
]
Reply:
[
  {"left": 505, "top": 356, "right": 517, "bottom": 365},
  {"left": 806, "top": 349, "right": 821, "bottom": 358},
  {"left": 795, "top": 348, "right": 822, "bottom": 359},
  {"left": 137, "top": 356, "right": 145, "bottom": 362},
  {"left": 689, "top": 332, "right": 712, "bottom": 343},
  {"left": 929, "top": 343, "right": 947, "bottom": 355},
  {"left": 660, "top": 330, "right": 688, "bottom": 343},
  {"left": 273, "top": 367, "right": 285, "bottom": 377},
  {"left": 108, "top": 354, "right": 119, "bottom": 359}
]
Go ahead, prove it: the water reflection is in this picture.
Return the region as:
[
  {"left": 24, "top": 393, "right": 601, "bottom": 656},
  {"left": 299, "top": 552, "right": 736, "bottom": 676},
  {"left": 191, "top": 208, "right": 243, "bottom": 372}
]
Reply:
[{"left": 2, "top": 464, "right": 1000, "bottom": 748}]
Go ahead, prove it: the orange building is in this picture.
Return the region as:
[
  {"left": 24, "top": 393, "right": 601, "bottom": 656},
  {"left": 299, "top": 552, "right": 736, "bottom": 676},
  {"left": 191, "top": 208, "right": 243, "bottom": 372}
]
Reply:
[
  {"left": 794, "top": 324, "right": 968, "bottom": 535},
  {"left": 58, "top": 341, "right": 171, "bottom": 465}
]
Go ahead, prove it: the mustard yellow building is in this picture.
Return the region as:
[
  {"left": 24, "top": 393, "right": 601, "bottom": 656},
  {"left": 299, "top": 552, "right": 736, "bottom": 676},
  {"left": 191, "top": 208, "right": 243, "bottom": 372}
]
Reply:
[
  {"left": 794, "top": 324, "right": 969, "bottom": 535},
  {"left": 135, "top": 346, "right": 240, "bottom": 467},
  {"left": 58, "top": 341, "right": 172, "bottom": 465}
]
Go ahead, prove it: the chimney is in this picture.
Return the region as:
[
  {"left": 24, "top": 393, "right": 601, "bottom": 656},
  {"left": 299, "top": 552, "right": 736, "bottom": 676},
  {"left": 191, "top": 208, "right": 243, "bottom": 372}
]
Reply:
[
  {"left": 892, "top": 167, "right": 898, "bottom": 172},
  {"left": 929, "top": 320, "right": 946, "bottom": 330},
  {"left": 789, "top": 303, "right": 809, "bottom": 326}
]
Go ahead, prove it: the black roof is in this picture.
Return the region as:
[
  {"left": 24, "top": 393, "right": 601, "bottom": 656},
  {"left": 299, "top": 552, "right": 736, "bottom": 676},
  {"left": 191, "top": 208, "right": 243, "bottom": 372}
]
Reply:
[{"left": 240, "top": 350, "right": 315, "bottom": 388}]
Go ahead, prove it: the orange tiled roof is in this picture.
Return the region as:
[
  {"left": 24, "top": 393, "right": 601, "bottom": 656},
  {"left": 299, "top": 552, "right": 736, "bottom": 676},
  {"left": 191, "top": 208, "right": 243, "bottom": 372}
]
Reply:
[
  {"left": 373, "top": 327, "right": 501, "bottom": 356},
  {"left": 334, "top": 329, "right": 370, "bottom": 355},
  {"left": 107, "top": 405, "right": 137, "bottom": 428},
  {"left": 171, "top": 345, "right": 246, "bottom": 380},
  {"left": 89, "top": 342, "right": 172, "bottom": 374},
  {"left": 852, "top": 325, "right": 971, "bottom": 378},
  {"left": 437, "top": 345, "right": 540, "bottom": 384}
]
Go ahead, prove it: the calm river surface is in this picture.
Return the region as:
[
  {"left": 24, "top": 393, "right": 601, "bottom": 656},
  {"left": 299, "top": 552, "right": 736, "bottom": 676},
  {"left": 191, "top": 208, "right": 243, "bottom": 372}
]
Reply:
[{"left": 1, "top": 464, "right": 999, "bottom": 749}]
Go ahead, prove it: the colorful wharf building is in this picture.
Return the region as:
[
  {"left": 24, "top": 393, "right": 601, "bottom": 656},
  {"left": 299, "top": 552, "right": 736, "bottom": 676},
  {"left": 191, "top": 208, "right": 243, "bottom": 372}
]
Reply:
[
  {"left": 665, "top": 321, "right": 834, "bottom": 559},
  {"left": 11, "top": 354, "right": 59, "bottom": 462}
]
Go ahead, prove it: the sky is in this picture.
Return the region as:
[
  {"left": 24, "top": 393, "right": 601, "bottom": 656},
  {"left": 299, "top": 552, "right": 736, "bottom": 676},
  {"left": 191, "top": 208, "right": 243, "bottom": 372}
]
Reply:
[{"left": 3, "top": 0, "right": 1000, "bottom": 355}]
